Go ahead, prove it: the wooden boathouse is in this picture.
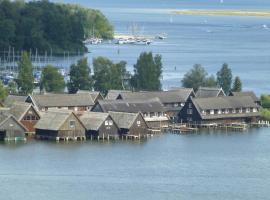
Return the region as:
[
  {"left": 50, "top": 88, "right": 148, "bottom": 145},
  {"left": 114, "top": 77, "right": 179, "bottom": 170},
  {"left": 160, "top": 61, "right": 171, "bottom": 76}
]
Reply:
[
  {"left": 35, "top": 110, "right": 86, "bottom": 141},
  {"left": 92, "top": 98, "right": 170, "bottom": 129},
  {"left": 0, "top": 113, "right": 27, "bottom": 141},
  {"left": 179, "top": 96, "right": 261, "bottom": 125},
  {"left": 109, "top": 111, "right": 149, "bottom": 139},
  {"left": 8, "top": 102, "right": 40, "bottom": 134},
  {"left": 80, "top": 112, "right": 119, "bottom": 140}
]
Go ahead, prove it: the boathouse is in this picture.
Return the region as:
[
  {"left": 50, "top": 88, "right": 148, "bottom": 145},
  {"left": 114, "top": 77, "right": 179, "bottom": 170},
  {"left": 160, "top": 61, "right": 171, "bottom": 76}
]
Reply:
[
  {"left": 92, "top": 98, "right": 169, "bottom": 128},
  {"left": 116, "top": 88, "right": 195, "bottom": 122},
  {"left": 0, "top": 113, "right": 27, "bottom": 141},
  {"left": 229, "top": 91, "right": 261, "bottom": 106},
  {"left": 35, "top": 110, "right": 86, "bottom": 141},
  {"left": 109, "top": 111, "right": 149, "bottom": 138},
  {"left": 195, "top": 87, "right": 225, "bottom": 98},
  {"left": 77, "top": 91, "right": 104, "bottom": 103},
  {"left": 3, "top": 95, "right": 28, "bottom": 107},
  {"left": 8, "top": 102, "right": 40, "bottom": 133},
  {"left": 105, "top": 90, "right": 131, "bottom": 100},
  {"left": 179, "top": 96, "right": 261, "bottom": 124},
  {"left": 80, "top": 112, "right": 118, "bottom": 139},
  {"left": 27, "top": 93, "right": 95, "bottom": 112}
]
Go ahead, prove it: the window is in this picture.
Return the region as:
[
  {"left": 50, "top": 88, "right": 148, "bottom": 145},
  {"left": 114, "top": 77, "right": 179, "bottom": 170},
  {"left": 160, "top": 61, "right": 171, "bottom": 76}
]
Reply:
[
  {"left": 109, "top": 120, "right": 113, "bottom": 126},
  {"left": 210, "top": 110, "right": 214, "bottom": 115},
  {"left": 225, "top": 109, "right": 229, "bottom": 114},
  {"left": 9, "top": 123, "right": 14, "bottom": 127},
  {"left": 181, "top": 103, "right": 185, "bottom": 107},
  {"left": 187, "top": 109, "right": 193, "bottom": 115},
  {"left": 137, "top": 120, "right": 141, "bottom": 125},
  {"left": 232, "top": 109, "right": 236, "bottom": 114},
  {"left": 187, "top": 117, "right": 192, "bottom": 122},
  {"left": 218, "top": 110, "right": 222, "bottom": 114},
  {"left": 202, "top": 110, "right": 206, "bottom": 115},
  {"left": 189, "top": 103, "right": 192, "bottom": 108},
  {"left": 253, "top": 108, "right": 258, "bottom": 113},
  {"left": 246, "top": 108, "right": 250, "bottom": 113},
  {"left": 174, "top": 103, "right": 178, "bottom": 107},
  {"left": 69, "top": 120, "right": 75, "bottom": 128},
  {"left": 105, "top": 120, "right": 109, "bottom": 126},
  {"left": 239, "top": 108, "right": 242, "bottom": 113}
]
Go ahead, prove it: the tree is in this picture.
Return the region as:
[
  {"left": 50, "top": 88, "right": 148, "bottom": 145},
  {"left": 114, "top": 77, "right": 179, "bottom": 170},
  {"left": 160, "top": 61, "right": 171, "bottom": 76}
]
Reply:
[
  {"left": 7, "top": 81, "right": 17, "bottom": 94},
  {"left": 131, "top": 52, "right": 163, "bottom": 91},
  {"left": 204, "top": 75, "right": 217, "bottom": 88},
  {"left": 0, "top": 80, "right": 7, "bottom": 102},
  {"left": 232, "top": 76, "right": 242, "bottom": 92},
  {"left": 217, "top": 63, "right": 232, "bottom": 94},
  {"left": 40, "top": 65, "right": 65, "bottom": 93},
  {"left": 93, "top": 57, "right": 129, "bottom": 94},
  {"left": 181, "top": 64, "right": 208, "bottom": 91},
  {"left": 17, "top": 52, "right": 34, "bottom": 95},
  {"left": 67, "top": 58, "right": 93, "bottom": 94}
]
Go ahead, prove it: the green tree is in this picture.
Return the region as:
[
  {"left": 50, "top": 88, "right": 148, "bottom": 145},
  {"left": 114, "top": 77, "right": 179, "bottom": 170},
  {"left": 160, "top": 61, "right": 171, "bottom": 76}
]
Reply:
[
  {"left": 232, "top": 76, "right": 242, "bottom": 92},
  {"left": 67, "top": 58, "right": 93, "bottom": 94},
  {"left": 0, "top": 80, "right": 7, "bottom": 102},
  {"left": 7, "top": 81, "right": 17, "bottom": 94},
  {"left": 131, "top": 52, "right": 163, "bottom": 91},
  {"left": 217, "top": 63, "right": 232, "bottom": 94},
  {"left": 40, "top": 65, "right": 65, "bottom": 93},
  {"left": 181, "top": 64, "right": 208, "bottom": 91},
  {"left": 204, "top": 75, "right": 217, "bottom": 88},
  {"left": 93, "top": 57, "right": 128, "bottom": 94},
  {"left": 16, "top": 52, "right": 34, "bottom": 95}
]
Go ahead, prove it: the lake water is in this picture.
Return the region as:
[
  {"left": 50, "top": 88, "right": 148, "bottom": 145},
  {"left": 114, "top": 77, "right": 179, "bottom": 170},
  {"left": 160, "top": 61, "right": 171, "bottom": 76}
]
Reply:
[
  {"left": 1, "top": 128, "right": 270, "bottom": 200},
  {"left": 57, "top": 0, "right": 270, "bottom": 95},
  {"left": 2, "top": 1, "right": 270, "bottom": 199}
]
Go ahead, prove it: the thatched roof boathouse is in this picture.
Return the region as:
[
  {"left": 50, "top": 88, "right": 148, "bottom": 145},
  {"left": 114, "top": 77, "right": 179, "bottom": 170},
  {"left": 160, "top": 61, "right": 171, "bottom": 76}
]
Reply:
[
  {"left": 80, "top": 112, "right": 119, "bottom": 140},
  {"left": 109, "top": 111, "right": 149, "bottom": 139},
  {"left": 179, "top": 96, "right": 261, "bottom": 125},
  {"left": 35, "top": 110, "right": 86, "bottom": 141},
  {"left": 0, "top": 113, "right": 27, "bottom": 141}
]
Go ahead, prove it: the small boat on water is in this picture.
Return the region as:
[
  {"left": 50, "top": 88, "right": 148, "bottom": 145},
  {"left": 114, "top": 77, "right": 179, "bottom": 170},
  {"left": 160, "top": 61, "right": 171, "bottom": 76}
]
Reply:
[
  {"left": 83, "top": 37, "right": 102, "bottom": 45},
  {"left": 156, "top": 33, "right": 167, "bottom": 40}
]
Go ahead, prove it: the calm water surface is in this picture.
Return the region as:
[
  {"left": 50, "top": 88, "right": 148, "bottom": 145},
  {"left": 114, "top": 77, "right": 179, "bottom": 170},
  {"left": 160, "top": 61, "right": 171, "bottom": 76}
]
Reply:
[
  {"left": 55, "top": 0, "right": 270, "bottom": 94},
  {"left": 1, "top": 128, "right": 270, "bottom": 200}
]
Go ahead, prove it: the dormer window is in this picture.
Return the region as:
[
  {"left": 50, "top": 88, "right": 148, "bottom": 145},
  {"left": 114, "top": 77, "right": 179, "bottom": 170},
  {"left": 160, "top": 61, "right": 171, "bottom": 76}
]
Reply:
[
  {"left": 202, "top": 110, "right": 206, "bottom": 115},
  {"left": 246, "top": 108, "right": 250, "bottom": 113},
  {"left": 232, "top": 109, "right": 236, "bottom": 114},
  {"left": 218, "top": 110, "right": 222, "bottom": 114},
  {"left": 239, "top": 108, "right": 242, "bottom": 113},
  {"left": 210, "top": 110, "right": 214, "bottom": 115},
  {"left": 253, "top": 108, "right": 258, "bottom": 113},
  {"left": 225, "top": 109, "right": 229, "bottom": 114}
]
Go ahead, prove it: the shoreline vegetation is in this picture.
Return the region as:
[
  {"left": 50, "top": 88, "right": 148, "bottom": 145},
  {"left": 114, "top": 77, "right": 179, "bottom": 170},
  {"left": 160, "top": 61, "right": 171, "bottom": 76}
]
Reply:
[
  {"left": 172, "top": 10, "right": 270, "bottom": 17},
  {"left": 0, "top": 0, "right": 113, "bottom": 54}
]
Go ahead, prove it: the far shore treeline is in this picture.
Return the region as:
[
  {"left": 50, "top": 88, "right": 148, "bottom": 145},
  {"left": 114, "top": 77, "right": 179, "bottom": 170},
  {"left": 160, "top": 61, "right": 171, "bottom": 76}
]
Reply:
[{"left": 0, "top": 0, "right": 113, "bottom": 54}]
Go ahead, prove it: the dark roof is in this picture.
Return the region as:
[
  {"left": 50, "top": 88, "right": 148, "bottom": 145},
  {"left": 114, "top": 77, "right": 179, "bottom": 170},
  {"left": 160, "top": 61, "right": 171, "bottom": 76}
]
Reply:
[
  {"left": 96, "top": 98, "right": 165, "bottom": 113},
  {"left": 31, "top": 93, "right": 95, "bottom": 109},
  {"left": 106, "top": 90, "right": 131, "bottom": 100},
  {"left": 192, "top": 96, "right": 260, "bottom": 111},
  {"left": 35, "top": 110, "right": 74, "bottom": 131},
  {"left": 80, "top": 112, "right": 111, "bottom": 131},
  {"left": 230, "top": 91, "right": 260, "bottom": 102},
  {"left": 109, "top": 111, "right": 140, "bottom": 129},
  {"left": 4, "top": 95, "right": 27, "bottom": 106},
  {"left": 195, "top": 87, "right": 225, "bottom": 98},
  {"left": 119, "top": 89, "right": 194, "bottom": 103}
]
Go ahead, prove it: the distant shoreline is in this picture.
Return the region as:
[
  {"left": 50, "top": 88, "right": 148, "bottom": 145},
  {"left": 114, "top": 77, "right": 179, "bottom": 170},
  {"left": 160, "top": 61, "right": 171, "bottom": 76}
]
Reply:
[{"left": 172, "top": 10, "right": 270, "bottom": 17}]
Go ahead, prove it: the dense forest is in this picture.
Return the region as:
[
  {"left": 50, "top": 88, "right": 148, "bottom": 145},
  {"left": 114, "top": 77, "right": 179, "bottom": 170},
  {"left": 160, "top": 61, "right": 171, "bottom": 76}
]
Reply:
[{"left": 0, "top": 0, "right": 113, "bottom": 54}]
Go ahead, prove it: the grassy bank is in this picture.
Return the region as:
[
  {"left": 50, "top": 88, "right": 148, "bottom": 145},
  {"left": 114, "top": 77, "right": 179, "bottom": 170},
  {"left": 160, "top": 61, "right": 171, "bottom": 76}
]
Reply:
[{"left": 172, "top": 10, "right": 270, "bottom": 17}]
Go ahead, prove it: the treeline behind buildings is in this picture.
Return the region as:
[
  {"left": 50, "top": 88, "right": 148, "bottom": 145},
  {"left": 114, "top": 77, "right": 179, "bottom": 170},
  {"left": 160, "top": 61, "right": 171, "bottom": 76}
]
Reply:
[{"left": 0, "top": 0, "right": 113, "bottom": 54}]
